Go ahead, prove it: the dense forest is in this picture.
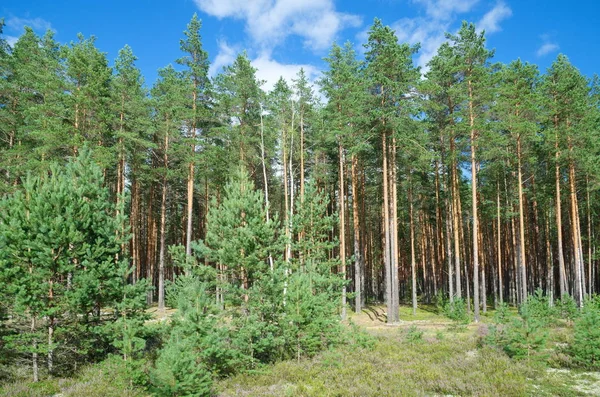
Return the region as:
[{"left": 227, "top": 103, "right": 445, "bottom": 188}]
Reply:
[{"left": 1, "top": 13, "right": 600, "bottom": 396}]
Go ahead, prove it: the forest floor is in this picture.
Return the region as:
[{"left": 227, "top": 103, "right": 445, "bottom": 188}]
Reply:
[
  {"left": 216, "top": 304, "right": 600, "bottom": 397},
  {"left": 3, "top": 304, "right": 600, "bottom": 396}
]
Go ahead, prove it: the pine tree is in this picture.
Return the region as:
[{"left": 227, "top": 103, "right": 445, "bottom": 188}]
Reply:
[
  {"left": 111, "top": 45, "right": 152, "bottom": 281},
  {"left": 364, "top": 19, "right": 420, "bottom": 322},
  {"left": 177, "top": 14, "right": 211, "bottom": 261},
  {"left": 0, "top": 149, "right": 128, "bottom": 379},
  {"left": 445, "top": 22, "right": 494, "bottom": 321},
  {"left": 151, "top": 65, "right": 189, "bottom": 310}
]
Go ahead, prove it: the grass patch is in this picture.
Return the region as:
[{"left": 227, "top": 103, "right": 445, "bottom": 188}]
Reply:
[{"left": 0, "top": 356, "right": 149, "bottom": 397}]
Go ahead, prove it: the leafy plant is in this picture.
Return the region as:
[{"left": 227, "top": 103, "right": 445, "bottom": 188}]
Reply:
[
  {"left": 569, "top": 302, "right": 600, "bottom": 369},
  {"left": 405, "top": 326, "right": 424, "bottom": 344},
  {"left": 443, "top": 298, "right": 470, "bottom": 324}
]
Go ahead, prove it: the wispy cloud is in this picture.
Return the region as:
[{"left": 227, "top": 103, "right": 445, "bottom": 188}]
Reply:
[
  {"left": 251, "top": 53, "right": 320, "bottom": 92},
  {"left": 360, "top": 0, "right": 512, "bottom": 72},
  {"left": 477, "top": 1, "right": 512, "bottom": 34},
  {"left": 208, "top": 39, "right": 237, "bottom": 77},
  {"left": 209, "top": 42, "right": 320, "bottom": 92},
  {"left": 194, "top": 0, "right": 361, "bottom": 53},
  {"left": 5, "top": 16, "right": 54, "bottom": 34},
  {"left": 5, "top": 36, "right": 19, "bottom": 47},
  {"left": 536, "top": 42, "right": 559, "bottom": 57}
]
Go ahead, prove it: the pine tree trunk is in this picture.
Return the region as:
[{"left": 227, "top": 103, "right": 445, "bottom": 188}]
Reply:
[
  {"left": 569, "top": 153, "right": 583, "bottom": 307},
  {"left": 451, "top": 152, "right": 462, "bottom": 299},
  {"left": 587, "top": 175, "right": 593, "bottom": 297},
  {"left": 497, "top": 184, "right": 503, "bottom": 304},
  {"left": 409, "top": 173, "right": 417, "bottom": 315},
  {"left": 158, "top": 123, "right": 169, "bottom": 312},
  {"left": 351, "top": 154, "right": 363, "bottom": 313},
  {"left": 517, "top": 136, "right": 528, "bottom": 301},
  {"left": 556, "top": 123, "right": 567, "bottom": 298},
  {"left": 31, "top": 316, "right": 38, "bottom": 382},
  {"left": 469, "top": 78, "right": 480, "bottom": 322},
  {"left": 259, "top": 105, "right": 273, "bottom": 271},
  {"left": 185, "top": 88, "right": 198, "bottom": 262},
  {"left": 300, "top": 109, "right": 305, "bottom": 202},
  {"left": 339, "top": 142, "right": 347, "bottom": 320},
  {"left": 382, "top": 131, "right": 392, "bottom": 323},
  {"left": 390, "top": 137, "right": 399, "bottom": 322}
]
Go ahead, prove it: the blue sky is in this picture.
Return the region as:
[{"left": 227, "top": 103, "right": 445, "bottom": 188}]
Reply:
[{"left": 2, "top": 0, "right": 599, "bottom": 91}]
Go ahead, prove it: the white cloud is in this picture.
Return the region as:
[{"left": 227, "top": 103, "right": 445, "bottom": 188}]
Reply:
[
  {"left": 194, "top": 0, "right": 361, "bottom": 52},
  {"left": 412, "top": 0, "right": 479, "bottom": 21},
  {"left": 361, "top": 0, "right": 511, "bottom": 73},
  {"left": 5, "top": 16, "right": 54, "bottom": 34},
  {"left": 536, "top": 42, "right": 559, "bottom": 57},
  {"left": 477, "top": 2, "right": 512, "bottom": 34},
  {"left": 5, "top": 35, "right": 19, "bottom": 47},
  {"left": 251, "top": 53, "right": 320, "bottom": 92},
  {"left": 209, "top": 40, "right": 237, "bottom": 77},
  {"left": 391, "top": 17, "right": 447, "bottom": 70}
]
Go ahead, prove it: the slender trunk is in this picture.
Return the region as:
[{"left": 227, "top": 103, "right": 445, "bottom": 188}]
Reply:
[
  {"left": 409, "top": 173, "right": 417, "bottom": 315},
  {"left": 469, "top": 78, "right": 480, "bottom": 322},
  {"left": 478, "top": 206, "right": 486, "bottom": 313},
  {"left": 300, "top": 108, "right": 305, "bottom": 202},
  {"left": 391, "top": 137, "right": 399, "bottom": 322},
  {"left": 446, "top": 185, "right": 454, "bottom": 302},
  {"left": 47, "top": 281, "right": 54, "bottom": 374},
  {"left": 382, "top": 131, "right": 392, "bottom": 323},
  {"left": 546, "top": 212, "right": 554, "bottom": 305},
  {"left": 351, "top": 154, "right": 363, "bottom": 313},
  {"left": 434, "top": 160, "right": 443, "bottom": 297},
  {"left": 259, "top": 105, "right": 273, "bottom": 271},
  {"left": 158, "top": 121, "right": 170, "bottom": 312},
  {"left": 587, "top": 175, "right": 593, "bottom": 297},
  {"left": 339, "top": 142, "right": 347, "bottom": 320},
  {"left": 497, "top": 183, "right": 503, "bottom": 304},
  {"left": 556, "top": 118, "right": 567, "bottom": 297},
  {"left": 185, "top": 86, "right": 198, "bottom": 263},
  {"left": 451, "top": 152, "right": 462, "bottom": 298},
  {"left": 517, "top": 136, "right": 528, "bottom": 301},
  {"left": 31, "top": 316, "right": 38, "bottom": 382},
  {"left": 569, "top": 152, "right": 583, "bottom": 307}
]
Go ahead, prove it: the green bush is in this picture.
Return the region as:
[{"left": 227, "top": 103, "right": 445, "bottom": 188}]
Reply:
[
  {"left": 522, "top": 288, "right": 555, "bottom": 326},
  {"left": 569, "top": 302, "right": 600, "bottom": 369},
  {"left": 488, "top": 303, "right": 548, "bottom": 362},
  {"left": 443, "top": 297, "right": 470, "bottom": 324},
  {"left": 556, "top": 294, "right": 579, "bottom": 323},
  {"left": 405, "top": 326, "right": 424, "bottom": 344}
]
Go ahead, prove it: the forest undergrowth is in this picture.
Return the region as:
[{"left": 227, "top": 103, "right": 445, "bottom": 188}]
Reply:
[{"left": 3, "top": 302, "right": 600, "bottom": 397}]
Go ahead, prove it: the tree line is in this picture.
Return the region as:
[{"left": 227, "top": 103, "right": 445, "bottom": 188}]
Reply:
[{"left": 1, "top": 14, "right": 599, "bottom": 379}]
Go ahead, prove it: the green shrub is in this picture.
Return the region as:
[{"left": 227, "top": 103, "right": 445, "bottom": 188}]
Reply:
[
  {"left": 150, "top": 333, "right": 213, "bottom": 397},
  {"left": 443, "top": 298, "right": 470, "bottom": 324},
  {"left": 405, "top": 326, "right": 424, "bottom": 344},
  {"left": 522, "top": 288, "right": 555, "bottom": 326},
  {"left": 556, "top": 294, "right": 579, "bottom": 323},
  {"left": 569, "top": 303, "right": 600, "bottom": 369},
  {"left": 487, "top": 302, "right": 548, "bottom": 363}
]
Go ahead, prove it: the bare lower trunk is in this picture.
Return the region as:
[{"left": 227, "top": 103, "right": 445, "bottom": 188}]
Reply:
[
  {"left": 382, "top": 132, "right": 392, "bottom": 323},
  {"left": 469, "top": 79, "right": 480, "bottom": 323},
  {"left": 497, "top": 183, "right": 503, "bottom": 304},
  {"left": 259, "top": 105, "right": 273, "bottom": 271},
  {"left": 32, "top": 316, "right": 38, "bottom": 382},
  {"left": 351, "top": 154, "right": 363, "bottom": 313},
  {"left": 569, "top": 158, "right": 583, "bottom": 307},
  {"left": 409, "top": 174, "right": 417, "bottom": 315},
  {"left": 339, "top": 142, "right": 347, "bottom": 320},
  {"left": 158, "top": 124, "right": 169, "bottom": 312},
  {"left": 390, "top": 138, "right": 399, "bottom": 322},
  {"left": 556, "top": 127, "right": 567, "bottom": 297},
  {"left": 158, "top": 178, "right": 167, "bottom": 311}
]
